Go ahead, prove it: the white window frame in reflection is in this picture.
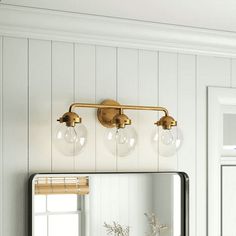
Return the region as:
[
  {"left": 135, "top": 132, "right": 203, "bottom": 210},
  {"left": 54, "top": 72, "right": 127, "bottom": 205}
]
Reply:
[{"left": 34, "top": 194, "right": 84, "bottom": 236}]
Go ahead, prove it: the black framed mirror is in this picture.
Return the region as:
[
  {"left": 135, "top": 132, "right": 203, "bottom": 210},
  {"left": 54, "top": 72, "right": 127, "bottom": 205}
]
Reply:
[{"left": 29, "top": 172, "right": 189, "bottom": 236}]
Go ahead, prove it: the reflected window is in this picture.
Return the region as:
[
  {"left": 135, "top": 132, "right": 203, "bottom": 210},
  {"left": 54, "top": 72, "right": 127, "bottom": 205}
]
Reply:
[{"left": 34, "top": 194, "right": 83, "bottom": 236}]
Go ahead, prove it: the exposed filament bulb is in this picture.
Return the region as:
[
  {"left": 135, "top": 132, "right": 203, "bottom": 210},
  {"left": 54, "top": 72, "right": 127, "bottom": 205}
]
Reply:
[
  {"left": 116, "top": 128, "right": 128, "bottom": 145},
  {"left": 64, "top": 127, "right": 78, "bottom": 143}
]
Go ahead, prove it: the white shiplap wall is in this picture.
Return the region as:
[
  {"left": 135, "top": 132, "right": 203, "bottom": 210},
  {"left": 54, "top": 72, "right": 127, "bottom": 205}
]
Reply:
[{"left": 0, "top": 12, "right": 236, "bottom": 236}]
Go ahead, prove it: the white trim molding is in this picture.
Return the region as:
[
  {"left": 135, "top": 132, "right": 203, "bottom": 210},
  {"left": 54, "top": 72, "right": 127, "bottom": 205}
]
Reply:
[
  {"left": 1, "top": 4, "right": 236, "bottom": 57},
  {"left": 208, "top": 87, "right": 236, "bottom": 236}
]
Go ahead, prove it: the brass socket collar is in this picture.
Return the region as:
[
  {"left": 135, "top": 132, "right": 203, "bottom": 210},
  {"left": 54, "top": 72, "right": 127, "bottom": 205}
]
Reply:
[
  {"left": 155, "top": 115, "right": 177, "bottom": 130},
  {"left": 113, "top": 113, "right": 131, "bottom": 129},
  {"left": 57, "top": 112, "right": 81, "bottom": 127}
]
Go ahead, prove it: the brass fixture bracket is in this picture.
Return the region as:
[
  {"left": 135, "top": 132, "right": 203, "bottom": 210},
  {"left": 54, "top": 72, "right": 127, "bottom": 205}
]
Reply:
[
  {"left": 113, "top": 110, "right": 132, "bottom": 129},
  {"left": 58, "top": 99, "right": 177, "bottom": 129},
  {"left": 97, "top": 100, "right": 121, "bottom": 128},
  {"left": 155, "top": 115, "right": 177, "bottom": 130},
  {"left": 97, "top": 100, "right": 132, "bottom": 128},
  {"left": 57, "top": 112, "right": 81, "bottom": 127}
]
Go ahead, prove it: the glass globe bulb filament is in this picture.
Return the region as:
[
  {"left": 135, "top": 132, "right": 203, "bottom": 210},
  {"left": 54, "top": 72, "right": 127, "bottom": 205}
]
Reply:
[
  {"left": 160, "top": 129, "right": 174, "bottom": 145},
  {"left": 151, "top": 126, "right": 183, "bottom": 157},
  {"left": 54, "top": 123, "right": 88, "bottom": 156},
  {"left": 116, "top": 128, "right": 128, "bottom": 144},
  {"left": 64, "top": 127, "right": 78, "bottom": 143},
  {"left": 104, "top": 126, "right": 137, "bottom": 157}
]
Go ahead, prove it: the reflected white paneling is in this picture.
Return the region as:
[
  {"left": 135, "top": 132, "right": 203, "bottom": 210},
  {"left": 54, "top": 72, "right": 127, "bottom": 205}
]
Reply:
[
  {"left": 173, "top": 175, "right": 181, "bottom": 236},
  {"left": 152, "top": 175, "right": 173, "bottom": 236}
]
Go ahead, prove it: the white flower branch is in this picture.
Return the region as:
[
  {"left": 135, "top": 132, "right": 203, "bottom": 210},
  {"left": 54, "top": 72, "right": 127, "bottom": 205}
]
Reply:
[
  {"left": 104, "top": 221, "right": 130, "bottom": 236},
  {"left": 144, "top": 213, "right": 168, "bottom": 236}
]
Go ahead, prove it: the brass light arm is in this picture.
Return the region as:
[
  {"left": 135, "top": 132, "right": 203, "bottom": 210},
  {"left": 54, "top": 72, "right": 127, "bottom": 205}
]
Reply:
[
  {"left": 58, "top": 99, "right": 176, "bottom": 129},
  {"left": 69, "top": 102, "right": 169, "bottom": 116}
]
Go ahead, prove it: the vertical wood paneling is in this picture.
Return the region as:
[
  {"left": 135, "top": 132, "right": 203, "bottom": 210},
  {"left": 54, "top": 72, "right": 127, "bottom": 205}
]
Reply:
[
  {"left": 138, "top": 50, "right": 158, "bottom": 171},
  {"left": 90, "top": 175, "right": 101, "bottom": 236},
  {"left": 2, "top": 37, "right": 28, "bottom": 236},
  {"left": 231, "top": 59, "right": 236, "bottom": 87},
  {"left": 158, "top": 52, "right": 178, "bottom": 170},
  {"left": 128, "top": 175, "right": 139, "bottom": 235},
  {"left": 109, "top": 175, "right": 119, "bottom": 223},
  {"left": 29, "top": 39, "right": 51, "bottom": 172},
  {"left": 138, "top": 175, "right": 153, "bottom": 234},
  {"left": 95, "top": 46, "right": 117, "bottom": 171},
  {"left": 118, "top": 175, "right": 129, "bottom": 225},
  {"left": 74, "top": 44, "right": 96, "bottom": 171},
  {"left": 0, "top": 36, "right": 2, "bottom": 236},
  {"left": 1, "top": 35, "right": 235, "bottom": 236},
  {"left": 196, "top": 56, "right": 231, "bottom": 236},
  {"left": 178, "top": 54, "right": 196, "bottom": 236},
  {"left": 117, "top": 48, "right": 139, "bottom": 171},
  {"left": 100, "top": 175, "right": 112, "bottom": 235},
  {"left": 51, "top": 41, "right": 74, "bottom": 171}
]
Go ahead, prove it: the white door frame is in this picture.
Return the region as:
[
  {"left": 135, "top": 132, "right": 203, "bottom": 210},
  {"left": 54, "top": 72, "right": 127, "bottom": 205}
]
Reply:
[{"left": 208, "top": 87, "right": 236, "bottom": 236}]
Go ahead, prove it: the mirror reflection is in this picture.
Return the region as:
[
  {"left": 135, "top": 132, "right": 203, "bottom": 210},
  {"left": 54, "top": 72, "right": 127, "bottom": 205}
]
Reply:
[{"left": 29, "top": 172, "right": 188, "bottom": 236}]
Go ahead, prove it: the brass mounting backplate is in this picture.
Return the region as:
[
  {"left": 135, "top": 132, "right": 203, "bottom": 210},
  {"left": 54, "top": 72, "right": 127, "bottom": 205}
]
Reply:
[{"left": 97, "top": 99, "right": 120, "bottom": 128}]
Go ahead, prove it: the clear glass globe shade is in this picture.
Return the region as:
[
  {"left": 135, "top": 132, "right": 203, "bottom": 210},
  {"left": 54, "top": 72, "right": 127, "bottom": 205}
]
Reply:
[
  {"left": 104, "top": 126, "right": 138, "bottom": 157},
  {"left": 54, "top": 123, "right": 87, "bottom": 156},
  {"left": 151, "top": 126, "right": 183, "bottom": 157}
]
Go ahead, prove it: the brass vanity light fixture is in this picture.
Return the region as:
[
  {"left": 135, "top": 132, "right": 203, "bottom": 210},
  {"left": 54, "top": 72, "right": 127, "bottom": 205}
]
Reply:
[{"left": 55, "top": 99, "right": 181, "bottom": 157}]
